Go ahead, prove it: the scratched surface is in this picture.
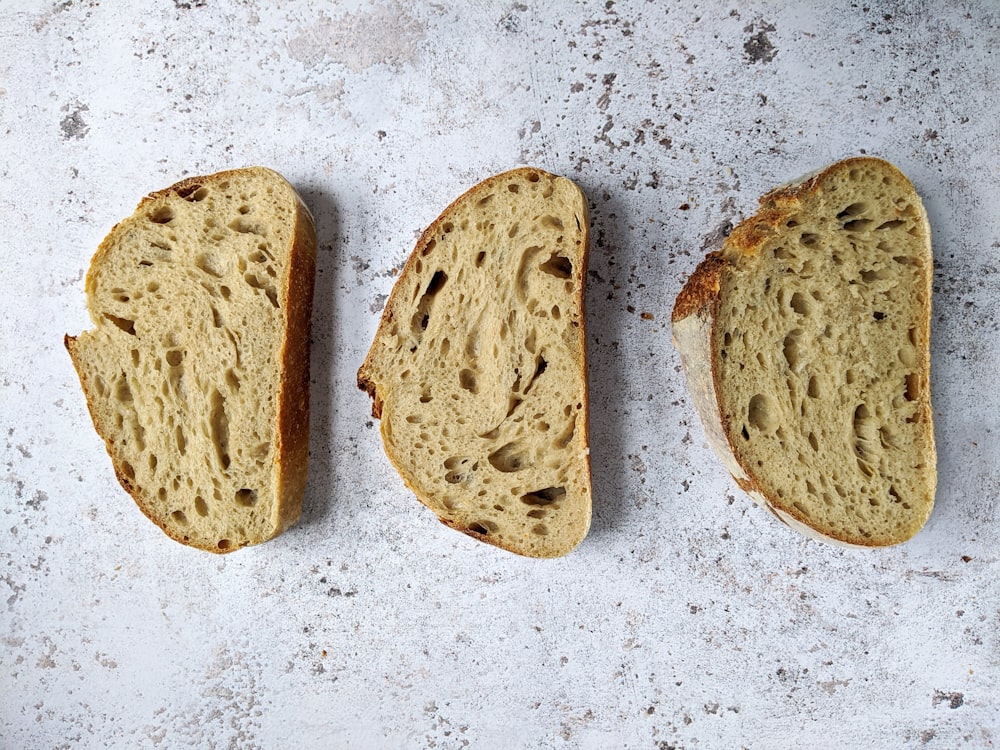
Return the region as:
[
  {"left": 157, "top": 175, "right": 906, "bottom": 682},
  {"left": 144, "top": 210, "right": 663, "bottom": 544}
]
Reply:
[{"left": 2, "top": 2, "right": 999, "bottom": 748}]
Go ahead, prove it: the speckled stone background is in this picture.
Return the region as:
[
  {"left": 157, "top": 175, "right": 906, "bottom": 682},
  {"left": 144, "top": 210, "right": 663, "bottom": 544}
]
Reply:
[{"left": 2, "top": 1, "right": 999, "bottom": 748}]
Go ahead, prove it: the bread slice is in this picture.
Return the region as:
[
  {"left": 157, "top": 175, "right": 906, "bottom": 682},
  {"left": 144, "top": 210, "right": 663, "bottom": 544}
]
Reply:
[
  {"left": 358, "top": 167, "right": 591, "bottom": 557},
  {"left": 65, "top": 167, "right": 316, "bottom": 552},
  {"left": 672, "top": 157, "right": 936, "bottom": 546}
]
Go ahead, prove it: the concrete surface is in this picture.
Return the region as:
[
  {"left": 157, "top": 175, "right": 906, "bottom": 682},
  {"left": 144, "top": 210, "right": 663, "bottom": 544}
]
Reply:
[{"left": 2, "top": 1, "right": 999, "bottom": 748}]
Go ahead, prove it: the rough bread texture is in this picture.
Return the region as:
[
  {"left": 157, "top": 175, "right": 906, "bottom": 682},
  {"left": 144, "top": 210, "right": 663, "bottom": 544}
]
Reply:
[
  {"left": 359, "top": 167, "right": 591, "bottom": 558},
  {"left": 672, "top": 157, "right": 936, "bottom": 547},
  {"left": 66, "top": 167, "right": 317, "bottom": 553}
]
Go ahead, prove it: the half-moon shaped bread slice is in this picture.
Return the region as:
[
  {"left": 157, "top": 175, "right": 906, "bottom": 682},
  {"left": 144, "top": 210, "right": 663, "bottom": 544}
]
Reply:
[
  {"left": 672, "top": 157, "right": 936, "bottom": 546},
  {"left": 359, "top": 167, "right": 592, "bottom": 557},
  {"left": 66, "top": 167, "right": 316, "bottom": 552}
]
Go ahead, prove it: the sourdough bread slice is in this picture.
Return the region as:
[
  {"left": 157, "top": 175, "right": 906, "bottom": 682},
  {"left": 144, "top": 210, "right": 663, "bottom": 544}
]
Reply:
[
  {"left": 672, "top": 157, "right": 936, "bottom": 546},
  {"left": 66, "top": 167, "right": 316, "bottom": 552},
  {"left": 359, "top": 167, "right": 591, "bottom": 557}
]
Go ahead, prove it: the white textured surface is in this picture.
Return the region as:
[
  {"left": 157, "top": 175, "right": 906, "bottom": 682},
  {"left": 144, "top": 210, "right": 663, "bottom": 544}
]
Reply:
[{"left": 2, "top": 2, "right": 999, "bottom": 748}]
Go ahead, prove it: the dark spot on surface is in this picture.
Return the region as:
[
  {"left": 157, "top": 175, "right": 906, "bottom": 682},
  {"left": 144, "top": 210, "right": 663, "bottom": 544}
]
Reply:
[
  {"left": 173, "top": 0, "right": 207, "bottom": 8},
  {"left": 744, "top": 21, "right": 777, "bottom": 64},
  {"left": 60, "top": 102, "right": 90, "bottom": 140},
  {"left": 932, "top": 690, "right": 964, "bottom": 709},
  {"left": 26, "top": 490, "right": 48, "bottom": 510},
  {"left": 498, "top": 3, "right": 527, "bottom": 33}
]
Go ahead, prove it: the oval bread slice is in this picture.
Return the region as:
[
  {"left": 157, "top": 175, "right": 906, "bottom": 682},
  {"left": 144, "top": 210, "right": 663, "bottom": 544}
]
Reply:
[
  {"left": 358, "top": 167, "right": 592, "bottom": 558},
  {"left": 672, "top": 157, "right": 936, "bottom": 546},
  {"left": 66, "top": 167, "right": 317, "bottom": 552}
]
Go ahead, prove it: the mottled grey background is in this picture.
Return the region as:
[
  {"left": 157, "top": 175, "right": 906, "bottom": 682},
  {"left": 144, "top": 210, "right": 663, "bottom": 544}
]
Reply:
[{"left": 2, "top": 2, "right": 999, "bottom": 748}]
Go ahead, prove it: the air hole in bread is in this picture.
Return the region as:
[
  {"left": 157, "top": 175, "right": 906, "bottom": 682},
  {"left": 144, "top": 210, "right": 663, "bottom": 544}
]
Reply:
[
  {"left": 861, "top": 268, "right": 890, "bottom": 283},
  {"left": 799, "top": 233, "right": 818, "bottom": 247},
  {"left": 904, "top": 373, "right": 920, "bottom": 401},
  {"left": 475, "top": 250, "right": 486, "bottom": 266},
  {"left": 175, "top": 425, "right": 187, "bottom": 455},
  {"left": 789, "top": 292, "right": 810, "bottom": 316},
  {"left": 217, "top": 539, "right": 231, "bottom": 550},
  {"left": 192, "top": 495, "right": 208, "bottom": 517},
  {"left": 235, "top": 489, "right": 258, "bottom": 507},
  {"left": 554, "top": 415, "right": 576, "bottom": 448},
  {"left": 488, "top": 442, "right": 528, "bottom": 473},
  {"left": 540, "top": 215, "right": 564, "bottom": 231},
  {"left": 747, "top": 394, "right": 775, "bottom": 432},
  {"left": 103, "top": 313, "right": 136, "bottom": 335},
  {"left": 837, "top": 202, "right": 868, "bottom": 219},
  {"left": 877, "top": 219, "right": 906, "bottom": 231},
  {"left": 209, "top": 389, "right": 231, "bottom": 470},
  {"left": 539, "top": 253, "right": 573, "bottom": 279},
  {"left": 505, "top": 396, "right": 524, "bottom": 420},
  {"left": 521, "top": 486, "right": 566, "bottom": 505},
  {"left": 442, "top": 222, "right": 454, "bottom": 234},
  {"left": 527, "top": 173, "right": 540, "bottom": 183},
  {"left": 171, "top": 510, "right": 189, "bottom": 525},
  {"left": 149, "top": 206, "right": 174, "bottom": 224},
  {"left": 114, "top": 376, "right": 133, "bottom": 404},
  {"left": 508, "top": 183, "right": 520, "bottom": 193},
  {"left": 467, "top": 521, "right": 493, "bottom": 535},
  {"left": 450, "top": 365, "right": 477, "bottom": 393},
  {"left": 782, "top": 329, "right": 803, "bottom": 369},
  {"left": 843, "top": 218, "right": 874, "bottom": 232},
  {"left": 532, "top": 524, "right": 549, "bottom": 536},
  {"left": 522, "top": 357, "right": 547, "bottom": 395},
  {"left": 166, "top": 349, "right": 184, "bottom": 367}
]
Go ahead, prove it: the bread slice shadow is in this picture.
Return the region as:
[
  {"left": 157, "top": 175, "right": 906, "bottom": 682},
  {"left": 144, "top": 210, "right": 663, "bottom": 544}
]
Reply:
[
  {"left": 577, "top": 182, "right": 632, "bottom": 545},
  {"left": 294, "top": 184, "right": 340, "bottom": 530}
]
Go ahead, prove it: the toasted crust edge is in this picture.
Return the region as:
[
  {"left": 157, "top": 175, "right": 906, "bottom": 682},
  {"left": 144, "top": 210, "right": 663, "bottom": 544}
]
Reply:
[
  {"left": 66, "top": 167, "right": 317, "bottom": 553},
  {"left": 357, "top": 167, "right": 592, "bottom": 558},
  {"left": 671, "top": 157, "right": 936, "bottom": 547}
]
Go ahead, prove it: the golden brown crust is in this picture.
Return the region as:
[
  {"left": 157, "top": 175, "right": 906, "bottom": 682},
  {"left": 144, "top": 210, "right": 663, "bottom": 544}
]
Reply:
[
  {"left": 66, "top": 168, "right": 316, "bottom": 552},
  {"left": 671, "top": 252, "right": 725, "bottom": 323},
  {"left": 273, "top": 188, "right": 317, "bottom": 537}
]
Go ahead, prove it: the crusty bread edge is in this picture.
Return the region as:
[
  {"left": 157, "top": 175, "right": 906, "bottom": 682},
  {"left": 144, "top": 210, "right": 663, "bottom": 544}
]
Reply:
[
  {"left": 357, "top": 167, "right": 592, "bottom": 558},
  {"left": 65, "top": 167, "right": 317, "bottom": 552},
  {"left": 671, "top": 157, "right": 936, "bottom": 547}
]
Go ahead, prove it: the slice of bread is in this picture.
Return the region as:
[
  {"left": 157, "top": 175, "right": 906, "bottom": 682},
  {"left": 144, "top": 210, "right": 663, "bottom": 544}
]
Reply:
[
  {"left": 358, "top": 167, "right": 591, "bottom": 557},
  {"left": 672, "top": 157, "right": 936, "bottom": 546},
  {"left": 66, "top": 167, "right": 316, "bottom": 552}
]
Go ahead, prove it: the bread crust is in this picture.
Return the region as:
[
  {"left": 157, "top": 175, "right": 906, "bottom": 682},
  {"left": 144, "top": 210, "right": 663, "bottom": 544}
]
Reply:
[
  {"left": 672, "top": 157, "right": 935, "bottom": 547},
  {"left": 66, "top": 167, "right": 316, "bottom": 552},
  {"left": 358, "top": 167, "right": 591, "bottom": 557}
]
